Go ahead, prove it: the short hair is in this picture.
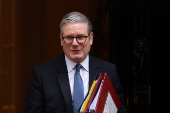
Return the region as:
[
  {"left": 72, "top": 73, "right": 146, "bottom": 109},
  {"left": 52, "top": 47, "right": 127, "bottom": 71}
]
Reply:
[{"left": 60, "top": 11, "right": 93, "bottom": 36}]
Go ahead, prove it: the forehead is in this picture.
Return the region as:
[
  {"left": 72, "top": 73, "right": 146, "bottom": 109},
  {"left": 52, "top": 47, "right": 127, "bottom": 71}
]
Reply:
[{"left": 63, "top": 22, "right": 88, "bottom": 36}]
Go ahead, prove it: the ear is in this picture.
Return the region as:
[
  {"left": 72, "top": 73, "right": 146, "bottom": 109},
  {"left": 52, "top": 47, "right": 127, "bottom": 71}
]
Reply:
[
  {"left": 89, "top": 32, "right": 94, "bottom": 45},
  {"left": 60, "top": 34, "right": 63, "bottom": 46}
]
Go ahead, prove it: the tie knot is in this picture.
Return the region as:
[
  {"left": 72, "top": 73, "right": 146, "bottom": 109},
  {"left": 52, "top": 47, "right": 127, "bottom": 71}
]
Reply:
[{"left": 76, "top": 64, "right": 82, "bottom": 71}]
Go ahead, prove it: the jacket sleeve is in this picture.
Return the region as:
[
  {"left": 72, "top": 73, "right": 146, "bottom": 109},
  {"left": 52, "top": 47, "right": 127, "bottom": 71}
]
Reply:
[
  {"left": 25, "top": 66, "right": 44, "bottom": 113},
  {"left": 112, "top": 65, "right": 127, "bottom": 113}
]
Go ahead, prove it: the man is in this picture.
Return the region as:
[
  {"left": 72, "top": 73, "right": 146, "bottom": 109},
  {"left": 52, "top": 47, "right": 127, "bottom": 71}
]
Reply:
[{"left": 25, "top": 12, "right": 127, "bottom": 113}]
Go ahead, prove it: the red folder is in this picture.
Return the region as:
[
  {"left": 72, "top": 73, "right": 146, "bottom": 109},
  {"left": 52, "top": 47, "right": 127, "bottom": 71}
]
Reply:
[{"left": 85, "top": 72, "right": 121, "bottom": 113}]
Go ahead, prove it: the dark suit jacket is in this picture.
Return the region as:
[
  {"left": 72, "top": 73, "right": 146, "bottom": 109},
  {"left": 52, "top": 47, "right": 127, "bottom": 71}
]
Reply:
[{"left": 25, "top": 55, "right": 126, "bottom": 113}]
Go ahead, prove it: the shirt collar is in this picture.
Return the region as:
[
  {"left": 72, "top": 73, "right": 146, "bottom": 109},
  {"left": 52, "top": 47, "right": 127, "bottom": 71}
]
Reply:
[{"left": 65, "top": 55, "right": 89, "bottom": 72}]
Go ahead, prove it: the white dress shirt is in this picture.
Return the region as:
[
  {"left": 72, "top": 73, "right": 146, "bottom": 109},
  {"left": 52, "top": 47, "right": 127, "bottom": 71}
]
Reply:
[{"left": 65, "top": 55, "right": 89, "bottom": 100}]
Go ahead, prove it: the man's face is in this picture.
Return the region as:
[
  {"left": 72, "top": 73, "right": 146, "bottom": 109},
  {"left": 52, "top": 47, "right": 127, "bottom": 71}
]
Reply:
[{"left": 60, "top": 22, "right": 93, "bottom": 63}]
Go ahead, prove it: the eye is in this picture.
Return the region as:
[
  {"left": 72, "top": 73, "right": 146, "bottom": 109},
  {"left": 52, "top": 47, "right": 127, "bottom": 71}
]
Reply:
[
  {"left": 77, "top": 36, "right": 85, "bottom": 40},
  {"left": 65, "top": 36, "right": 73, "bottom": 40}
]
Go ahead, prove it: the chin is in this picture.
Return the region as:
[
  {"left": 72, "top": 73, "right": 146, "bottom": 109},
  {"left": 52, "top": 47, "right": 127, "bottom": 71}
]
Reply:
[{"left": 71, "top": 55, "right": 84, "bottom": 63}]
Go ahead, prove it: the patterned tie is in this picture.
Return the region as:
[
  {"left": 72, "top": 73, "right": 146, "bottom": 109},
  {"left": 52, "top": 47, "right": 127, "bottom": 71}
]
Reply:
[{"left": 73, "top": 64, "right": 84, "bottom": 113}]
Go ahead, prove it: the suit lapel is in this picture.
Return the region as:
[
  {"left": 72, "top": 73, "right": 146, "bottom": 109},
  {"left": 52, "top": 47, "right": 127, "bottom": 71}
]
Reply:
[
  {"left": 55, "top": 55, "right": 73, "bottom": 113},
  {"left": 89, "top": 56, "right": 101, "bottom": 88}
]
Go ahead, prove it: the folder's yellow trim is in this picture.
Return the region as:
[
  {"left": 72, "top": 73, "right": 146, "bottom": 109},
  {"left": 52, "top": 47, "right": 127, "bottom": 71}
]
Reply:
[{"left": 82, "top": 80, "right": 97, "bottom": 112}]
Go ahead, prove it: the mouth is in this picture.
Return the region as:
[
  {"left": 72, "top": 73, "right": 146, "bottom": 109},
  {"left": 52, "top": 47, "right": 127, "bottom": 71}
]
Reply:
[
  {"left": 71, "top": 49, "right": 81, "bottom": 53},
  {"left": 72, "top": 50, "right": 80, "bottom": 51}
]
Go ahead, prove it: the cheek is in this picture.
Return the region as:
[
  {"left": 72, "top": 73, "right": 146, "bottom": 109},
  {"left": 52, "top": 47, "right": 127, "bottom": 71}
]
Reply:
[
  {"left": 83, "top": 44, "right": 91, "bottom": 54},
  {"left": 63, "top": 45, "right": 70, "bottom": 52}
]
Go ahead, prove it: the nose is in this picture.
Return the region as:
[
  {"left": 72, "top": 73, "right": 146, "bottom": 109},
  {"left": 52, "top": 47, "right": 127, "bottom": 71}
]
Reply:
[{"left": 72, "top": 38, "right": 79, "bottom": 45}]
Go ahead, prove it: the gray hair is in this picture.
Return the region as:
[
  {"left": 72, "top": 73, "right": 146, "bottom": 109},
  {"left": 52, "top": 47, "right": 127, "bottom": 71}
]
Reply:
[{"left": 60, "top": 12, "right": 93, "bottom": 36}]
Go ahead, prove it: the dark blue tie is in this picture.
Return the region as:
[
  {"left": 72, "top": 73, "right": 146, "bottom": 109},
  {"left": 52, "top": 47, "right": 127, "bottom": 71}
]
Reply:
[{"left": 73, "top": 64, "right": 84, "bottom": 113}]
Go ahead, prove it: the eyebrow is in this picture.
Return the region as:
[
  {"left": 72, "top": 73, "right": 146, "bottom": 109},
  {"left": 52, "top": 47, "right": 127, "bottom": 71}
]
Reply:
[{"left": 64, "top": 34, "right": 87, "bottom": 37}]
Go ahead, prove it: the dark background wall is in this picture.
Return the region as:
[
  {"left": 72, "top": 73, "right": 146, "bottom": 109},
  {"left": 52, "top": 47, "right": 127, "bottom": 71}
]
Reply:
[
  {"left": 109, "top": 0, "right": 170, "bottom": 112},
  {"left": 0, "top": 0, "right": 169, "bottom": 113}
]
